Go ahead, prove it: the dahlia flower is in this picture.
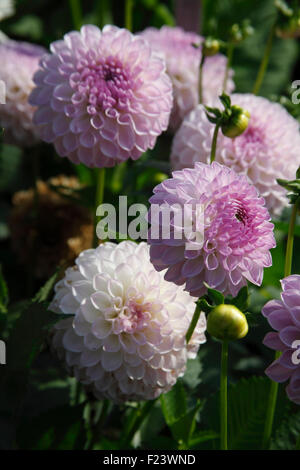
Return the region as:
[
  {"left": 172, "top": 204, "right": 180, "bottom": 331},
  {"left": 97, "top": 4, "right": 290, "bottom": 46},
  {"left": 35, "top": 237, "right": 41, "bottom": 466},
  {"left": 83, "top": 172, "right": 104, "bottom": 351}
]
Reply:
[
  {"left": 30, "top": 25, "right": 172, "bottom": 168},
  {"left": 49, "top": 241, "right": 206, "bottom": 403},
  {"left": 0, "top": 0, "right": 14, "bottom": 22},
  {"left": 171, "top": 94, "right": 300, "bottom": 217},
  {"left": 140, "top": 26, "right": 234, "bottom": 131},
  {"left": 263, "top": 275, "right": 300, "bottom": 405},
  {"left": 10, "top": 176, "right": 93, "bottom": 279},
  {"left": 148, "top": 162, "right": 275, "bottom": 298},
  {"left": 0, "top": 40, "right": 46, "bottom": 146}
]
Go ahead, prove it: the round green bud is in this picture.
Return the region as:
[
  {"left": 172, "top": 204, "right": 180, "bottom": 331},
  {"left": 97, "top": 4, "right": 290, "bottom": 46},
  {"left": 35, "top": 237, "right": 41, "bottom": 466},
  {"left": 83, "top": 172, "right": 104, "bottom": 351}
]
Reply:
[
  {"left": 221, "top": 105, "right": 250, "bottom": 138},
  {"left": 207, "top": 304, "right": 249, "bottom": 341},
  {"left": 153, "top": 172, "right": 168, "bottom": 184},
  {"left": 203, "top": 38, "right": 220, "bottom": 56}
]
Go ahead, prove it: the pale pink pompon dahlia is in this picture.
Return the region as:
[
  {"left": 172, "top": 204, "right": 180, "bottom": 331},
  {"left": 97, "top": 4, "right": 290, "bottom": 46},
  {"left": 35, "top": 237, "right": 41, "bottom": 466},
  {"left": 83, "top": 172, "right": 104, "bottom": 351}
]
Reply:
[
  {"left": 140, "top": 26, "right": 235, "bottom": 131},
  {"left": 49, "top": 241, "right": 206, "bottom": 403},
  {"left": 171, "top": 94, "right": 300, "bottom": 217},
  {"left": 0, "top": 39, "right": 46, "bottom": 146},
  {"left": 29, "top": 25, "right": 173, "bottom": 168},
  {"left": 148, "top": 162, "right": 276, "bottom": 298},
  {"left": 263, "top": 275, "right": 300, "bottom": 405}
]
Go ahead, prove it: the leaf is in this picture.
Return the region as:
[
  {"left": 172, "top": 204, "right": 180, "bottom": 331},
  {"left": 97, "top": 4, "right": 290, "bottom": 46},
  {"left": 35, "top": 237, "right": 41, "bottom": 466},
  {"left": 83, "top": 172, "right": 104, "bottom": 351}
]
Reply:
[
  {"left": 17, "top": 404, "right": 86, "bottom": 450},
  {"left": 202, "top": 377, "right": 289, "bottom": 450},
  {"left": 0, "top": 144, "right": 22, "bottom": 192},
  {"left": 189, "top": 430, "right": 220, "bottom": 449},
  {"left": 205, "top": 285, "right": 225, "bottom": 306},
  {"left": 270, "top": 411, "right": 300, "bottom": 450},
  {"left": 160, "top": 382, "right": 202, "bottom": 446},
  {"left": 226, "top": 285, "right": 249, "bottom": 311},
  {"left": 160, "top": 381, "right": 187, "bottom": 427},
  {"left": 33, "top": 269, "right": 59, "bottom": 303},
  {"left": 274, "top": 221, "right": 300, "bottom": 237},
  {"left": 182, "top": 358, "right": 203, "bottom": 390}
]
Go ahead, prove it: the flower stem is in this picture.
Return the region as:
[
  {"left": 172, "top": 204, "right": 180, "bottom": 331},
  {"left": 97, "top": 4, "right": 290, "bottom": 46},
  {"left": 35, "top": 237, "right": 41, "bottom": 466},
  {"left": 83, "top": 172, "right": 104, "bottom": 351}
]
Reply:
[
  {"left": 262, "top": 198, "right": 299, "bottom": 449},
  {"left": 68, "top": 0, "right": 82, "bottom": 30},
  {"left": 220, "top": 340, "right": 228, "bottom": 450},
  {"left": 252, "top": 22, "right": 275, "bottom": 95},
  {"left": 93, "top": 167, "right": 106, "bottom": 248},
  {"left": 284, "top": 200, "right": 299, "bottom": 278},
  {"left": 222, "top": 43, "right": 234, "bottom": 93},
  {"left": 198, "top": 55, "right": 205, "bottom": 104},
  {"left": 186, "top": 301, "right": 201, "bottom": 344},
  {"left": 210, "top": 122, "right": 220, "bottom": 163},
  {"left": 125, "top": 0, "right": 134, "bottom": 31},
  {"left": 121, "top": 400, "right": 156, "bottom": 448}
]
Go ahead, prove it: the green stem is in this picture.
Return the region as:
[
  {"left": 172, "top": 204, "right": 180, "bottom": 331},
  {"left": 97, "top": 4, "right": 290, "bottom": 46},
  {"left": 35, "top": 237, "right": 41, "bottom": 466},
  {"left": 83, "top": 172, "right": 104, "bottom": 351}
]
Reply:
[
  {"left": 284, "top": 200, "right": 299, "bottom": 278},
  {"left": 252, "top": 22, "right": 275, "bottom": 95},
  {"left": 262, "top": 199, "right": 299, "bottom": 449},
  {"left": 186, "top": 302, "right": 201, "bottom": 344},
  {"left": 93, "top": 167, "right": 106, "bottom": 248},
  {"left": 97, "top": 0, "right": 110, "bottom": 28},
  {"left": 222, "top": 43, "right": 234, "bottom": 93},
  {"left": 125, "top": 0, "right": 134, "bottom": 31},
  {"left": 68, "top": 0, "right": 82, "bottom": 30},
  {"left": 210, "top": 122, "right": 220, "bottom": 163},
  {"left": 198, "top": 55, "right": 205, "bottom": 104},
  {"left": 220, "top": 340, "right": 228, "bottom": 450}
]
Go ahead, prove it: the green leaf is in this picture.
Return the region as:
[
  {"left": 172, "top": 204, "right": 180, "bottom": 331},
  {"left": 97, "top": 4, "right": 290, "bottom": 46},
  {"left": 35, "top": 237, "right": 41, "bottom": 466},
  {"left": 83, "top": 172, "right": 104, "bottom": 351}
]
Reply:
[
  {"left": 189, "top": 430, "right": 220, "bottom": 449},
  {"left": 160, "top": 381, "right": 187, "bottom": 427},
  {"left": 226, "top": 285, "right": 249, "bottom": 311},
  {"left": 17, "top": 404, "right": 86, "bottom": 450},
  {"left": 160, "top": 382, "right": 202, "bottom": 446},
  {"left": 203, "top": 377, "right": 289, "bottom": 450},
  {"left": 33, "top": 269, "right": 59, "bottom": 303},
  {"left": 205, "top": 285, "right": 225, "bottom": 306},
  {"left": 270, "top": 411, "right": 300, "bottom": 450}
]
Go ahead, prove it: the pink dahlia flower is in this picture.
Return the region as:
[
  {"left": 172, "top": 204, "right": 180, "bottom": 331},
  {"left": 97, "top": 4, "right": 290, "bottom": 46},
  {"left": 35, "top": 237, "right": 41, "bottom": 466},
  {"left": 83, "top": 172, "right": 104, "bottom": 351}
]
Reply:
[
  {"left": 29, "top": 25, "right": 173, "bottom": 168},
  {"left": 0, "top": 39, "right": 46, "bottom": 146},
  {"left": 49, "top": 241, "right": 206, "bottom": 403},
  {"left": 148, "top": 162, "right": 275, "bottom": 298},
  {"left": 140, "top": 26, "right": 234, "bottom": 131},
  {"left": 171, "top": 94, "right": 300, "bottom": 217},
  {"left": 263, "top": 275, "right": 300, "bottom": 405}
]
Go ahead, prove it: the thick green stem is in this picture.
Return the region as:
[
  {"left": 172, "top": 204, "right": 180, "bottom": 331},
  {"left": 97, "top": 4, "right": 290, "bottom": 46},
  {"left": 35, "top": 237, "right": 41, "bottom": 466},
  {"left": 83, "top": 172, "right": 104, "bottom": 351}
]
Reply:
[
  {"left": 222, "top": 43, "right": 234, "bottom": 93},
  {"left": 68, "top": 0, "right": 82, "bottom": 30},
  {"left": 210, "top": 123, "right": 220, "bottom": 163},
  {"left": 252, "top": 22, "right": 275, "bottom": 95},
  {"left": 186, "top": 302, "right": 201, "bottom": 344},
  {"left": 93, "top": 167, "right": 106, "bottom": 248},
  {"left": 220, "top": 341, "right": 228, "bottom": 450},
  {"left": 125, "top": 0, "right": 134, "bottom": 31},
  {"left": 198, "top": 55, "right": 205, "bottom": 104},
  {"left": 262, "top": 199, "right": 299, "bottom": 449}
]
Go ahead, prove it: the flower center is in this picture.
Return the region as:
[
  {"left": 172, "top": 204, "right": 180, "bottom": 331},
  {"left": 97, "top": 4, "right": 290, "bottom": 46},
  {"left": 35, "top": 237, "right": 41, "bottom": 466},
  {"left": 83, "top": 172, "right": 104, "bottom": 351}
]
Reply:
[
  {"left": 116, "top": 297, "right": 151, "bottom": 334},
  {"left": 77, "top": 56, "right": 133, "bottom": 113}
]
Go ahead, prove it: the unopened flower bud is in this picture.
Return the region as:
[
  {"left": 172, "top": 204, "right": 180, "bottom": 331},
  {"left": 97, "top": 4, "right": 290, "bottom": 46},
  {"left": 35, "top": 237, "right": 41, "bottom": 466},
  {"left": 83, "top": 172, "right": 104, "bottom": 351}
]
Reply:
[
  {"left": 203, "top": 38, "right": 220, "bottom": 56},
  {"left": 221, "top": 105, "right": 250, "bottom": 138},
  {"left": 207, "top": 304, "right": 249, "bottom": 341}
]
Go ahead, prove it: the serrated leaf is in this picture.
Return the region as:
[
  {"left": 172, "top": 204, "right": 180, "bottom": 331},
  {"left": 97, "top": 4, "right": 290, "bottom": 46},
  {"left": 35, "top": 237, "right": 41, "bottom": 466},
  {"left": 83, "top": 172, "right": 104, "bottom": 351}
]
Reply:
[
  {"left": 270, "top": 411, "right": 300, "bottom": 450},
  {"left": 203, "top": 376, "right": 289, "bottom": 450}
]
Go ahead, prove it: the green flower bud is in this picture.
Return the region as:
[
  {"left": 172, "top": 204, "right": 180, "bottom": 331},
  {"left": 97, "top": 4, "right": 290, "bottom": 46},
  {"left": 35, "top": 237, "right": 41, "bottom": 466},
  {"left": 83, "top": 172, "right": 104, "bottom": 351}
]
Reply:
[
  {"left": 202, "top": 38, "right": 220, "bottom": 56},
  {"left": 207, "top": 304, "right": 249, "bottom": 341},
  {"left": 221, "top": 105, "right": 250, "bottom": 138}
]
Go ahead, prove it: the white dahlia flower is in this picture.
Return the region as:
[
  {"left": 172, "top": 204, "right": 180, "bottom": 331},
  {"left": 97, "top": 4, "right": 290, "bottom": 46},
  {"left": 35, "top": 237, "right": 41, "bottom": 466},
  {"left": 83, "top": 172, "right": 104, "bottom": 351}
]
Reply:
[
  {"left": 0, "top": 0, "right": 14, "bottom": 22},
  {"left": 171, "top": 94, "right": 300, "bottom": 217},
  {"left": 49, "top": 241, "right": 206, "bottom": 403}
]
